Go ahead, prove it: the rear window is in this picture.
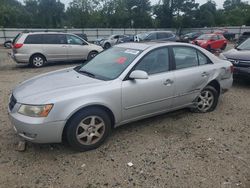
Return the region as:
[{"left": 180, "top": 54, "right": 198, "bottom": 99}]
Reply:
[
  {"left": 13, "top": 33, "right": 22, "bottom": 44},
  {"left": 24, "top": 34, "right": 43, "bottom": 44}
]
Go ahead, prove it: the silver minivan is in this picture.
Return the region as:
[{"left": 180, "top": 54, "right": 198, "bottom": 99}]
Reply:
[{"left": 10, "top": 32, "right": 103, "bottom": 68}]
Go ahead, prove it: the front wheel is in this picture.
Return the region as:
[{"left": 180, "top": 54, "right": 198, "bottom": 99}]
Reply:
[
  {"left": 66, "top": 108, "right": 111, "bottom": 151},
  {"left": 193, "top": 86, "right": 219, "bottom": 113},
  {"left": 87, "top": 51, "right": 98, "bottom": 61}
]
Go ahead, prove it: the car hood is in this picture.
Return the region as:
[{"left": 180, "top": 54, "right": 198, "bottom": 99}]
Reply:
[
  {"left": 223, "top": 48, "right": 250, "bottom": 61},
  {"left": 13, "top": 67, "right": 108, "bottom": 104}
]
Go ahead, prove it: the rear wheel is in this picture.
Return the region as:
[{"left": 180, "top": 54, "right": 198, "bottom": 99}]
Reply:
[
  {"left": 66, "top": 108, "right": 111, "bottom": 151},
  {"left": 30, "top": 54, "right": 46, "bottom": 68},
  {"left": 193, "top": 86, "right": 219, "bottom": 113},
  {"left": 206, "top": 45, "right": 212, "bottom": 52}
]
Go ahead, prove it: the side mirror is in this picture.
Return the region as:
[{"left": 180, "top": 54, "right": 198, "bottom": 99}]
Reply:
[{"left": 129, "top": 70, "right": 148, "bottom": 80}]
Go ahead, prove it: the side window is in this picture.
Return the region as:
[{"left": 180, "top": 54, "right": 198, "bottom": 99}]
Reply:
[
  {"left": 67, "top": 35, "right": 84, "bottom": 45},
  {"left": 43, "top": 34, "right": 66, "bottom": 44},
  {"left": 134, "top": 48, "right": 169, "bottom": 75},
  {"left": 198, "top": 51, "right": 210, "bottom": 65},
  {"left": 157, "top": 32, "right": 167, "bottom": 39},
  {"left": 146, "top": 33, "right": 157, "bottom": 40},
  {"left": 211, "top": 35, "right": 217, "bottom": 41},
  {"left": 24, "top": 34, "right": 43, "bottom": 44},
  {"left": 173, "top": 47, "right": 199, "bottom": 70}
]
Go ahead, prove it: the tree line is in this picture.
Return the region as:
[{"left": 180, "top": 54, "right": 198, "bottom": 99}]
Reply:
[{"left": 0, "top": 0, "right": 250, "bottom": 28}]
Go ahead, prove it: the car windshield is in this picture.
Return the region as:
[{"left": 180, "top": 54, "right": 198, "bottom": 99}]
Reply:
[
  {"left": 137, "top": 32, "right": 150, "bottom": 40},
  {"left": 237, "top": 38, "right": 250, "bottom": 50},
  {"left": 77, "top": 47, "right": 142, "bottom": 80},
  {"left": 197, "top": 34, "right": 212, "bottom": 40}
]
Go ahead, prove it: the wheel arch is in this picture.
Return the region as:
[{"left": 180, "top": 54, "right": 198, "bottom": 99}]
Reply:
[
  {"left": 207, "top": 79, "right": 221, "bottom": 95},
  {"left": 62, "top": 104, "right": 116, "bottom": 142},
  {"left": 29, "top": 53, "right": 47, "bottom": 63}
]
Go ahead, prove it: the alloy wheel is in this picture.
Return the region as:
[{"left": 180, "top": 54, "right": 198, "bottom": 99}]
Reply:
[
  {"left": 76, "top": 116, "right": 105, "bottom": 145},
  {"left": 196, "top": 90, "right": 214, "bottom": 112}
]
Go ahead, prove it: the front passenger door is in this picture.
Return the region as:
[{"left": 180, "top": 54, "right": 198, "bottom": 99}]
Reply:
[
  {"left": 66, "top": 34, "right": 89, "bottom": 60},
  {"left": 121, "top": 47, "right": 175, "bottom": 121}
]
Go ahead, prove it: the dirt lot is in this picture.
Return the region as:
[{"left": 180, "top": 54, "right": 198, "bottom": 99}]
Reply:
[{"left": 0, "top": 47, "right": 249, "bottom": 188}]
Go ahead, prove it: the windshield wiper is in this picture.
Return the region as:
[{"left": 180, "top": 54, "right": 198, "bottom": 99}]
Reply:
[{"left": 77, "top": 70, "right": 96, "bottom": 78}]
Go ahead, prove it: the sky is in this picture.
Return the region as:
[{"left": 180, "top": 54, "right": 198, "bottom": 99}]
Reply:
[
  {"left": 19, "top": 0, "right": 250, "bottom": 9},
  {"left": 59, "top": 0, "right": 226, "bottom": 8}
]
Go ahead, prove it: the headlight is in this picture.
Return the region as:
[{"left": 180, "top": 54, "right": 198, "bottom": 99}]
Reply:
[{"left": 18, "top": 104, "right": 53, "bottom": 117}]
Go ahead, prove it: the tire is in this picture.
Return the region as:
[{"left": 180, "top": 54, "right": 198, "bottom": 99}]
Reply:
[
  {"left": 221, "top": 44, "right": 227, "bottom": 50},
  {"left": 30, "top": 54, "right": 46, "bottom": 68},
  {"left": 65, "top": 107, "right": 111, "bottom": 151},
  {"left": 87, "top": 51, "right": 98, "bottom": 61},
  {"left": 192, "top": 86, "right": 219, "bottom": 113},
  {"left": 206, "top": 45, "right": 212, "bottom": 52},
  {"left": 104, "top": 43, "right": 111, "bottom": 49}
]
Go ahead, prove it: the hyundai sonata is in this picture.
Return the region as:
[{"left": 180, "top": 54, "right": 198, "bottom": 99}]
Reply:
[{"left": 8, "top": 42, "right": 233, "bottom": 151}]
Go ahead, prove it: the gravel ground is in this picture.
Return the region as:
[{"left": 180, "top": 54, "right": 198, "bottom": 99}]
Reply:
[{"left": 0, "top": 47, "right": 249, "bottom": 188}]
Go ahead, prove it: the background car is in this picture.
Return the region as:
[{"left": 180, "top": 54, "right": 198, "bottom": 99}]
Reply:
[
  {"left": 10, "top": 32, "right": 103, "bottom": 68},
  {"left": 3, "top": 40, "right": 12, "bottom": 48},
  {"left": 117, "top": 35, "right": 134, "bottom": 43},
  {"left": 134, "top": 31, "right": 178, "bottom": 42},
  {"left": 180, "top": 31, "right": 203, "bottom": 43},
  {"left": 213, "top": 29, "right": 235, "bottom": 41},
  {"left": 9, "top": 42, "right": 233, "bottom": 151},
  {"left": 192, "top": 34, "right": 227, "bottom": 51},
  {"left": 237, "top": 31, "right": 250, "bottom": 45},
  {"left": 222, "top": 37, "right": 250, "bottom": 79},
  {"left": 95, "top": 35, "right": 128, "bottom": 49}
]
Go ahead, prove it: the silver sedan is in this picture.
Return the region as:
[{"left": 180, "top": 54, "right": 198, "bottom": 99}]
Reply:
[{"left": 8, "top": 42, "right": 233, "bottom": 151}]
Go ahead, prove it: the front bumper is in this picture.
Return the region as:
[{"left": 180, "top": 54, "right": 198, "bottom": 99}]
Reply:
[
  {"left": 8, "top": 104, "right": 66, "bottom": 143},
  {"left": 233, "top": 67, "right": 250, "bottom": 79}
]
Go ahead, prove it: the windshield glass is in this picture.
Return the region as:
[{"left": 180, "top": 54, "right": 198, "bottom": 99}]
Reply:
[
  {"left": 137, "top": 32, "right": 150, "bottom": 40},
  {"left": 237, "top": 38, "right": 250, "bottom": 50},
  {"left": 78, "top": 47, "right": 142, "bottom": 80},
  {"left": 197, "top": 34, "right": 212, "bottom": 40}
]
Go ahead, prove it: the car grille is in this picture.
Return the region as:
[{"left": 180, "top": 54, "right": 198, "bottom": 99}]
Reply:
[
  {"left": 9, "top": 95, "right": 17, "bottom": 111},
  {"left": 228, "top": 59, "right": 250, "bottom": 68}
]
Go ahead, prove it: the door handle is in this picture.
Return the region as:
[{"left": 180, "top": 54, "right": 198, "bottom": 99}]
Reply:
[
  {"left": 164, "top": 79, "right": 174, "bottom": 86},
  {"left": 62, "top": 45, "right": 67, "bottom": 48},
  {"left": 201, "top": 72, "right": 210, "bottom": 77}
]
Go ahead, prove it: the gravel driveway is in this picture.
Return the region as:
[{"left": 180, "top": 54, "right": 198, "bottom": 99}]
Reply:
[{"left": 0, "top": 47, "right": 249, "bottom": 188}]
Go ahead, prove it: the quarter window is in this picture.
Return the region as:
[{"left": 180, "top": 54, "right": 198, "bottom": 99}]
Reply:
[
  {"left": 24, "top": 34, "right": 43, "bottom": 44},
  {"left": 198, "top": 51, "right": 209, "bottom": 65},
  {"left": 173, "top": 47, "right": 199, "bottom": 70},
  {"left": 134, "top": 48, "right": 169, "bottom": 75}
]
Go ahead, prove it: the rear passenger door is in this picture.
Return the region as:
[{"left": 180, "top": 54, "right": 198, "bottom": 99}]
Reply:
[
  {"left": 42, "top": 34, "right": 68, "bottom": 61},
  {"left": 171, "top": 46, "right": 214, "bottom": 107}
]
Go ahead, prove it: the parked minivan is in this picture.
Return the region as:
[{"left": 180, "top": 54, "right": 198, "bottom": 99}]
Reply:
[{"left": 10, "top": 32, "right": 103, "bottom": 68}]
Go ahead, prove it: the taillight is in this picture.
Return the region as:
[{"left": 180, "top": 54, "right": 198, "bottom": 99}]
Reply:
[
  {"left": 13, "top": 43, "right": 23, "bottom": 49},
  {"left": 230, "top": 65, "right": 234, "bottom": 73}
]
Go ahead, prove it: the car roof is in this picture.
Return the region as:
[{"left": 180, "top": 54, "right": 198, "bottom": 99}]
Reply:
[
  {"left": 23, "top": 32, "right": 69, "bottom": 35},
  {"left": 115, "top": 42, "right": 194, "bottom": 51}
]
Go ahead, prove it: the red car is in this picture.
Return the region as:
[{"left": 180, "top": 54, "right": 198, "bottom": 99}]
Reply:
[{"left": 192, "top": 34, "right": 227, "bottom": 51}]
